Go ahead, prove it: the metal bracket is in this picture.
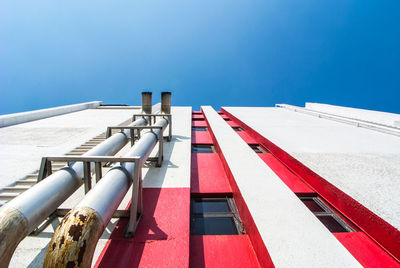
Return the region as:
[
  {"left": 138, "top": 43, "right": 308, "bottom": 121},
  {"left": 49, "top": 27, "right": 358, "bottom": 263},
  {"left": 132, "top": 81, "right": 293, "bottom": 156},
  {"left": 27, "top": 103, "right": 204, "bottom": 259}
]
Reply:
[
  {"left": 38, "top": 156, "right": 139, "bottom": 192},
  {"left": 34, "top": 156, "right": 144, "bottom": 237},
  {"left": 105, "top": 126, "right": 166, "bottom": 167},
  {"left": 132, "top": 114, "right": 172, "bottom": 141}
]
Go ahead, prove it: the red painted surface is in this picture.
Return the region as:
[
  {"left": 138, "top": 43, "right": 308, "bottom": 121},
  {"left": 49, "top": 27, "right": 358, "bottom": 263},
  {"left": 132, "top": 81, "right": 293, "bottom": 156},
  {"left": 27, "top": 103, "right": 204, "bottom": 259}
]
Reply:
[
  {"left": 190, "top": 235, "right": 261, "bottom": 268},
  {"left": 202, "top": 109, "right": 275, "bottom": 267},
  {"left": 258, "top": 153, "right": 314, "bottom": 194},
  {"left": 237, "top": 131, "right": 258, "bottom": 144},
  {"left": 226, "top": 120, "right": 240, "bottom": 127},
  {"left": 222, "top": 108, "right": 400, "bottom": 264},
  {"left": 191, "top": 153, "right": 232, "bottom": 194},
  {"left": 219, "top": 114, "right": 230, "bottom": 119},
  {"left": 192, "top": 114, "right": 205, "bottom": 119},
  {"left": 192, "top": 120, "right": 208, "bottom": 127},
  {"left": 334, "top": 232, "right": 400, "bottom": 268},
  {"left": 192, "top": 131, "right": 213, "bottom": 144},
  {"left": 95, "top": 188, "right": 190, "bottom": 268}
]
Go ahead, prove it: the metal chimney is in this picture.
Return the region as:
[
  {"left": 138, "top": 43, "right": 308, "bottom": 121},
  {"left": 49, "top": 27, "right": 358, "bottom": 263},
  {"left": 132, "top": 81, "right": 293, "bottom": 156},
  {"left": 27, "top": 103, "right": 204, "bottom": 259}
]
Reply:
[
  {"left": 141, "top": 91, "right": 152, "bottom": 114},
  {"left": 161, "top": 92, "right": 171, "bottom": 114}
]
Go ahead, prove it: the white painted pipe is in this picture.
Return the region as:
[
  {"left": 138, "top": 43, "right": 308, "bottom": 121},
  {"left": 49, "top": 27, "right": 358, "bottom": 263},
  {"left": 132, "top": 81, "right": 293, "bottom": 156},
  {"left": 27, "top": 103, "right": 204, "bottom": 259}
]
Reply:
[
  {"left": 0, "top": 93, "right": 154, "bottom": 266},
  {"left": 43, "top": 96, "right": 171, "bottom": 267}
]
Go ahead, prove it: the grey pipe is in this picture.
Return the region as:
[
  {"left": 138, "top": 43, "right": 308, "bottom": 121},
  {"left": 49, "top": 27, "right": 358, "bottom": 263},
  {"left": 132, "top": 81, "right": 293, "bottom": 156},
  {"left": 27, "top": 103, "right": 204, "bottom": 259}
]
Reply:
[
  {"left": 161, "top": 92, "right": 171, "bottom": 114},
  {"left": 142, "top": 91, "right": 152, "bottom": 114},
  {"left": 43, "top": 93, "right": 171, "bottom": 267},
  {"left": 0, "top": 93, "right": 154, "bottom": 266},
  {"left": 43, "top": 118, "right": 169, "bottom": 268}
]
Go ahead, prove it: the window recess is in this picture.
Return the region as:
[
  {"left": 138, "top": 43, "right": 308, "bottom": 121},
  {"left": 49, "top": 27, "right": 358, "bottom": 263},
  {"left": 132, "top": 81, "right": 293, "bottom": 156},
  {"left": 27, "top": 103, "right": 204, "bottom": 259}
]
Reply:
[
  {"left": 191, "top": 197, "right": 245, "bottom": 235},
  {"left": 192, "top": 126, "right": 208, "bottom": 132},
  {"left": 300, "top": 196, "right": 354, "bottom": 233},
  {"left": 192, "top": 144, "right": 215, "bottom": 153},
  {"left": 192, "top": 118, "right": 205, "bottom": 121},
  {"left": 249, "top": 144, "right": 268, "bottom": 153},
  {"left": 232, "top": 126, "right": 244, "bottom": 132}
]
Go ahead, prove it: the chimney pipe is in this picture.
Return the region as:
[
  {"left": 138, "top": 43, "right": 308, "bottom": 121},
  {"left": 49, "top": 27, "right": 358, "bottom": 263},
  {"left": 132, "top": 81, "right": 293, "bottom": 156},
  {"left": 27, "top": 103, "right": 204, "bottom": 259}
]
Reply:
[
  {"left": 161, "top": 92, "right": 171, "bottom": 114},
  {"left": 141, "top": 92, "right": 152, "bottom": 114}
]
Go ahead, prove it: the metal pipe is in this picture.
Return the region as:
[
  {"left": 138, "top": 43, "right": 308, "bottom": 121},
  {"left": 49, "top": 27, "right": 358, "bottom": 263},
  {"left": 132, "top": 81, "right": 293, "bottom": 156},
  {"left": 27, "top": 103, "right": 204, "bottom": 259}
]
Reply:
[
  {"left": 43, "top": 118, "right": 168, "bottom": 267},
  {"left": 0, "top": 93, "right": 154, "bottom": 266},
  {"left": 142, "top": 91, "right": 152, "bottom": 114},
  {"left": 161, "top": 91, "right": 171, "bottom": 114}
]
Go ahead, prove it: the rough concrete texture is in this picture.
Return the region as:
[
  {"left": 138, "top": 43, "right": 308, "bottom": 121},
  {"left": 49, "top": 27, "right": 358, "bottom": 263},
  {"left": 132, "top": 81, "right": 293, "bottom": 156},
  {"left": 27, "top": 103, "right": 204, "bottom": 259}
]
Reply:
[
  {"left": 203, "top": 106, "right": 360, "bottom": 268},
  {"left": 0, "top": 108, "right": 137, "bottom": 189},
  {"left": 306, "top": 103, "right": 400, "bottom": 128},
  {"left": 224, "top": 107, "right": 400, "bottom": 231}
]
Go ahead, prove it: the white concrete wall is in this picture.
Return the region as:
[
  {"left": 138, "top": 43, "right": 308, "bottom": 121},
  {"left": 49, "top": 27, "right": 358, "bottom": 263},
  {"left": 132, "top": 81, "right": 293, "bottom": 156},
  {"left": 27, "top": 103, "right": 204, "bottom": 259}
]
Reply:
[
  {"left": 224, "top": 107, "right": 400, "bottom": 231},
  {"left": 203, "top": 106, "right": 360, "bottom": 268},
  {"left": 0, "top": 108, "right": 136, "bottom": 188},
  {"left": 306, "top": 103, "right": 400, "bottom": 128},
  {"left": 0, "top": 101, "right": 102, "bottom": 128},
  {"left": 142, "top": 106, "right": 192, "bottom": 188}
]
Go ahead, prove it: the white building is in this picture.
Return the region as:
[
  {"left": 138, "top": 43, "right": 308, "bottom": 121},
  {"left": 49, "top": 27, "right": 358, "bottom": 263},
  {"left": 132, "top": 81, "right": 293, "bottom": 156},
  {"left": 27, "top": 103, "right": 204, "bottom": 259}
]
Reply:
[{"left": 0, "top": 93, "right": 399, "bottom": 267}]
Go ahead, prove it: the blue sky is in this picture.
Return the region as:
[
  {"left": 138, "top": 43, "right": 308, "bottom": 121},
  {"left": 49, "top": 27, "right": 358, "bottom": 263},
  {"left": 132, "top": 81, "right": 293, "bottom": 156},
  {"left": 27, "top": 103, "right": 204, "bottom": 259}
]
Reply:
[{"left": 1, "top": 0, "right": 399, "bottom": 114}]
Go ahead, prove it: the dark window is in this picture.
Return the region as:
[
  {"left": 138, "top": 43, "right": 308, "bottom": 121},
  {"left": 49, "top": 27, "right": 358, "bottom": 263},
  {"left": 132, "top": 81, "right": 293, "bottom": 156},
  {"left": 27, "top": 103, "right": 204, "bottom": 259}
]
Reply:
[
  {"left": 223, "top": 118, "right": 232, "bottom": 121},
  {"left": 192, "top": 126, "right": 208, "bottom": 132},
  {"left": 192, "top": 144, "right": 215, "bottom": 153},
  {"left": 249, "top": 144, "right": 268, "bottom": 153},
  {"left": 191, "top": 197, "right": 245, "bottom": 235},
  {"left": 300, "top": 196, "right": 354, "bottom": 233},
  {"left": 232, "top": 127, "right": 244, "bottom": 132},
  {"left": 192, "top": 118, "right": 205, "bottom": 121}
]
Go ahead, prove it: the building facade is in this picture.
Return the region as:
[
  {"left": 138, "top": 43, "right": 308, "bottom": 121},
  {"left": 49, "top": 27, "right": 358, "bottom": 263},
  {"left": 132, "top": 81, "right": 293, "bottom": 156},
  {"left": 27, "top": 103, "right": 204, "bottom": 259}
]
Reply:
[{"left": 0, "top": 95, "right": 399, "bottom": 267}]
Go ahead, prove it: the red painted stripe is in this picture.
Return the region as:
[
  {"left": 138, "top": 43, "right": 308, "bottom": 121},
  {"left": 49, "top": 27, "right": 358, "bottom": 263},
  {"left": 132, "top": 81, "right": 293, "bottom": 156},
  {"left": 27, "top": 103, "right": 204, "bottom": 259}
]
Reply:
[
  {"left": 190, "top": 153, "right": 232, "bottom": 194},
  {"left": 222, "top": 108, "right": 400, "bottom": 264},
  {"left": 334, "top": 232, "right": 400, "bottom": 268},
  {"left": 192, "top": 121, "right": 207, "bottom": 127},
  {"left": 257, "top": 153, "right": 314, "bottom": 194},
  {"left": 190, "top": 235, "right": 261, "bottom": 268},
  {"left": 95, "top": 188, "right": 190, "bottom": 268},
  {"left": 202, "top": 108, "right": 275, "bottom": 268},
  {"left": 226, "top": 120, "right": 240, "bottom": 127},
  {"left": 191, "top": 131, "right": 213, "bottom": 144},
  {"left": 237, "top": 131, "right": 258, "bottom": 144},
  {"left": 192, "top": 114, "right": 205, "bottom": 119}
]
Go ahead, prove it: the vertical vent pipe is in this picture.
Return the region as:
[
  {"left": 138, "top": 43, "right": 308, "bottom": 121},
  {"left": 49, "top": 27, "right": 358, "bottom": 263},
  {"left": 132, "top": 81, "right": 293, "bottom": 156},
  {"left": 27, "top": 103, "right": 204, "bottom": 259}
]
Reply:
[
  {"left": 43, "top": 93, "right": 171, "bottom": 267},
  {"left": 161, "top": 91, "right": 171, "bottom": 114},
  {"left": 0, "top": 92, "right": 154, "bottom": 266}
]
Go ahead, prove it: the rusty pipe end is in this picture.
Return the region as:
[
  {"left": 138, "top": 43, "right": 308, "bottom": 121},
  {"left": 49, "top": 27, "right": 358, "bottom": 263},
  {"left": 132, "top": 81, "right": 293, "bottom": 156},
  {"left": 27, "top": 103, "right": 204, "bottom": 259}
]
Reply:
[
  {"left": 141, "top": 91, "right": 152, "bottom": 114},
  {"left": 0, "top": 205, "right": 29, "bottom": 266},
  {"left": 161, "top": 91, "right": 171, "bottom": 114},
  {"left": 44, "top": 207, "right": 104, "bottom": 268}
]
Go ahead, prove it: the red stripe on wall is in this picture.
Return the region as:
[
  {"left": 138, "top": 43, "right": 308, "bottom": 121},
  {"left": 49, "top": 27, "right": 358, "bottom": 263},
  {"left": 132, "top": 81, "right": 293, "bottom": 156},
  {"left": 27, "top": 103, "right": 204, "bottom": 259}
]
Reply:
[
  {"left": 192, "top": 131, "right": 213, "bottom": 144},
  {"left": 335, "top": 232, "right": 400, "bottom": 268},
  {"left": 190, "top": 235, "right": 261, "bottom": 268},
  {"left": 191, "top": 153, "right": 232, "bottom": 194},
  {"left": 222, "top": 108, "right": 400, "bottom": 264},
  {"left": 95, "top": 188, "right": 190, "bottom": 268},
  {"left": 257, "top": 153, "right": 314, "bottom": 194}
]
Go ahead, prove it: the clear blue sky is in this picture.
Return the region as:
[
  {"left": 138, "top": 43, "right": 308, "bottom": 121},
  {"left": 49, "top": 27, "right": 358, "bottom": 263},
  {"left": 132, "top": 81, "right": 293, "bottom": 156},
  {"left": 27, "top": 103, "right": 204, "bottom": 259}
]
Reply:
[{"left": 1, "top": 0, "right": 399, "bottom": 114}]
